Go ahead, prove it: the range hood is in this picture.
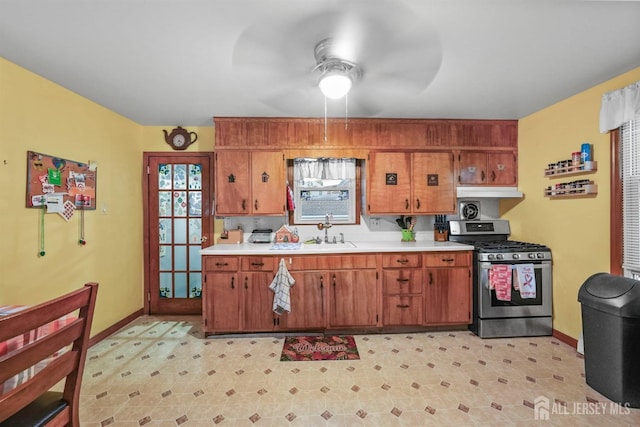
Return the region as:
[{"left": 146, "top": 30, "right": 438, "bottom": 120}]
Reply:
[{"left": 456, "top": 186, "right": 523, "bottom": 199}]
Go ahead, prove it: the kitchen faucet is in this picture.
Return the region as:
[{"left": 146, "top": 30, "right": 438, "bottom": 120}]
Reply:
[{"left": 317, "top": 214, "right": 333, "bottom": 243}]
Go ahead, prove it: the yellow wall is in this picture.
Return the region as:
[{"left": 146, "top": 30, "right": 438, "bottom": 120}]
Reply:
[
  {"left": 502, "top": 66, "right": 640, "bottom": 340},
  {"left": 0, "top": 57, "right": 213, "bottom": 337}
]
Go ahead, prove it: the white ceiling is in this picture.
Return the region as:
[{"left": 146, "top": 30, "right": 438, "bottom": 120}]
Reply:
[{"left": 1, "top": 0, "right": 639, "bottom": 127}]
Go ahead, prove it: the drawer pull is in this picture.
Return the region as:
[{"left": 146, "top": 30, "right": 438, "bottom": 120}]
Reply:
[
  {"left": 242, "top": 199, "right": 247, "bottom": 211},
  {"left": 396, "top": 278, "right": 410, "bottom": 283},
  {"left": 442, "top": 258, "right": 455, "bottom": 262},
  {"left": 396, "top": 304, "right": 410, "bottom": 309},
  {"left": 251, "top": 262, "right": 265, "bottom": 267},
  {"left": 215, "top": 262, "right": 229, "bottom": 267},
  {"left": 244, "top": 277, "right": 248, "bottom": 289},
  {"left": 396, "top": 259, "right": 409, "bottom": 264}
]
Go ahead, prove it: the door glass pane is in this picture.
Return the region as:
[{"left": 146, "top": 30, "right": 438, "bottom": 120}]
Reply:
[
  {"left": 174, "top": 273, "right": 187, "bottom": 298},
  {"left": 189, "top": 245, "right": 201, "bottom": 270},
  {"left": 174, "top": 219, "right": 187, "bottom": 244},
  {"left": 160, "top": 273, "right": 172, "bottom": 297},
  {"left": 158, "top": 164, "right": 172, "bottom": 189},
  {"left": 189, "top": 218, "right": 201, "bottom": 243},
  {"left": 188, "top": 192, "right": 202, "bottom": 216},
  {"left": 189, "top": 164, "right": 202, "bottom": 189},
  {"left": 159, "top": 246, "right": 172, "bottom": 270},
  {"left": 159, "top": 219, "right": 172, "bottom": 244},
  {"left": 173, "top": 191, "right": 187, "bottom": 216},
  {"left": 159, "top": 192, "right": 172, "bottom": 217},
  {"left": 190, "top": 273, "right": 202, "bottom": 298},
  {"left": 174, "top": 246, "right": 187, "bottom": 271},
  {"left": 174, "top": 164, "right": 187, "bottom": 190}
]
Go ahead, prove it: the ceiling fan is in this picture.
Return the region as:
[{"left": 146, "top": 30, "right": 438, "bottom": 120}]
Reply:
[{"left": 231, "top": 1, "right": 443, "bottom": 117}]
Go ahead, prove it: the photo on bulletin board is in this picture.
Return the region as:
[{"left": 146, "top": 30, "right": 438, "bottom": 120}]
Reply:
[{"left": 25, "top": 151, "right": 97, "bottom": 210}]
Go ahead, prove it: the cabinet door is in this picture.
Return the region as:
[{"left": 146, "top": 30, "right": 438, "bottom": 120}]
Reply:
[
  {"left": 282, "top": 271, "right": 325, "bottom": 330},
  {"left": 367, "top": 152, "right": 412, "bottom": 214},
  {"left": 242, "top": 272, "right": 276, "bottom": 332},
  {"left": 424, "top": 267, "right": 472, "bottom": 325},
  {"left": 251, "top": 151, "right": 285, "bottom": 215},
  {"left": 205, "top": 272, "right": 240, "bottom": 332},
  {"left": 412, "top": 152, "right": 455, "bottom": 213},
  {"left": 457, "top": 151, "right": 487, "bottom": 185},
  {"left": 215, "top": 151, "right": 250, "bottom": 214},
  {"left": 487, "top": 152, "right": 517, "bottom": 186},
  {"left": 328, "top": 270, "right": 378, "bottom": 327}
]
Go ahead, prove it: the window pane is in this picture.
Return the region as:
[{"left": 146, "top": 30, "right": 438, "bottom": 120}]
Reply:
[
  {"left": 174, "top": 245, "right": 187, "bottom": 271},
  {"left": 159, "top": 192, "right": 172, "bottom": 217},
  {"left": 159, "top": 219, "right": 172, "bottom": 244},
  {"left": 189, "top": 245, "right": 201, "bottom": 270},
  {"left": 189, "top": 218, "right": 201, "bottom": 244},
  {"left": 160, "top": 273, "right": 172, "bottom": 297},
  {"left": 189, "top": 164, "right": 202, "bottom": 190},
  {"left": 173, "top": 191, "right": 187, "bottom": 216},
  {"left": 190, "top": 273, "right": 202, "bottom": 298},
  {"left": 174, "top": 164, "right": 187, "bottom": 189},
  {"left": 159, "top": 246, "right": 172, "bottom": 271},
  {"left": 174, "top": 218, "right": 187, "bottom": 244},
  {"left": 188, "top": 191, "right": 202, "bottom": 216},
  {"left": 174, "top": 273, "right": 187, "bottom": 298},
  {"left": 158, "top": 164, "right": 172, "bottom": 189}
]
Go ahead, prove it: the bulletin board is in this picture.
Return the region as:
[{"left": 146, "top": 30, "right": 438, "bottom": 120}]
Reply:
[{"left": 26, "top": 151, "right": 97, "bottom": 210}]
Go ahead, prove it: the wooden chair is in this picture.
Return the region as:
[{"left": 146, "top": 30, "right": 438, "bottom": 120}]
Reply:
[{"left": 0, "top": 283, "right": 98, "bottom": 427}]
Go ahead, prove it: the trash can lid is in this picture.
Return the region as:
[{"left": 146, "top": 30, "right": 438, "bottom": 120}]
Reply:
[{"left": 585, "top": 276, "right": 635, "bottom": 298}]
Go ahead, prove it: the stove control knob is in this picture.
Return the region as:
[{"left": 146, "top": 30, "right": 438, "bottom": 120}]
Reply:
[
  {"left": 487, "top": 254, "right": 495, "bottom": 260},
  {"left": 512, "top": 253, "right": 520, "bottom": 260},
  {"left": 496, "top": 254, "right": 504, "bottom": 260},
  {"left": 528, "top": 253, "right": 536, "bottom": 259},
  {"left": 537, "top": 253, "right": 545, "bottom": 259}
]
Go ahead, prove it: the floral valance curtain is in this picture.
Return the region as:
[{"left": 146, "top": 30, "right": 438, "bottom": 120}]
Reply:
[{"left": 600, "top": 80, "right": 640, "bottom": 133}]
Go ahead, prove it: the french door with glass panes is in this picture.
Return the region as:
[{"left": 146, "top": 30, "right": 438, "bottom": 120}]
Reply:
[{"left": 144, "top": 153, "right": 213, "bottom": 314}]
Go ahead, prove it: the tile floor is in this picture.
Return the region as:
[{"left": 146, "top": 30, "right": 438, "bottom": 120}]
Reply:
[{"left": 79, "top": 316, "right": 640, "bottom": 426}]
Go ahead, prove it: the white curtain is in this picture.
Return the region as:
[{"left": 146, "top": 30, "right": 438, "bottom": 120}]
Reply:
[
  {"left": 600, "top": 80, "right": 640, "bottom": 133},
  {"left": 294, "top": 158, "right": 356, "bottom": 182}
]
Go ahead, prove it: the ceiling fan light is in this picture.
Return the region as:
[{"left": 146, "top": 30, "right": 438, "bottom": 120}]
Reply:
[{"left": 318, "top": 72, "right": 352, "bottom": 99}]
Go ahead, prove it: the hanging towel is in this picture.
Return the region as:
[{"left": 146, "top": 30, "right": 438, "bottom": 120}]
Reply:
[
  {"left": 489, "top": 265, "right": 512, "bottom": 301},
  {"left": 515, "top": 264, "right": 537, "bottom": 299},
  {"left": 269, "top": 258, "right": 296, "bottom": 314},
  {"left": 286, "top": 184, "right": 295, "bottom": 211}
]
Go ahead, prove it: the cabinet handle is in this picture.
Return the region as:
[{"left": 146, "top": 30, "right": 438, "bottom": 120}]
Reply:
[
  {"left": 481, "top": 170, "right": 486, "bottom": 182},
  {"left": 396, "top": 278, "right": 410, "bottom": 283},
  {"left": 215, "top": 262, "right": 228, "bottom": 267},
  {"left": 416, "top": 198, "right": 420, "bottom": 209},
  {"left": 396, "top": 259, "right": 409, "bottom": 264},
  {"left": 251, "top": 262, "right": 264, "bottom": 267},
  {"left": 491, "top": 171, "right": 496, "bottom": 182},
  {"left": 429, "top": 272, "right": 433, "bottom": 285},
  {"left": 254, "top": 200, "right": 259, "bottom": 211},
  {"left": 230, "top": 277, "right": 235, "bottom": 289},
  {"left": 442, "top": 258, "right": 454, "bottom": 262},
  {"left": 405, "top": 199, "right": 409, "bottom": 210},
  {"left": 396, "top": 304, "right": 410, "bottom": 309},
  {"left": 332, "top": 274, "right": 336, "bottom": 287},
  {"left": 320, "top": 276, "right": 324, "bottom": 289},
  {"left": 242, "top": 200, "right": 247, "bottom": 211},
  {"left": 244, "top": 276, "right": 248, "bottom": 289}
]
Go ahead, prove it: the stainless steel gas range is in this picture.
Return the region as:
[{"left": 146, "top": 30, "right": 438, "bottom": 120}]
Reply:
[{"left": 449, "top": 219, "right": 553, "bottom": 338}]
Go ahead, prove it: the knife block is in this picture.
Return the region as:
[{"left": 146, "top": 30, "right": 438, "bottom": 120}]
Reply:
[{"left": 434, "top": 229, "right": 448, "bottom": 242}]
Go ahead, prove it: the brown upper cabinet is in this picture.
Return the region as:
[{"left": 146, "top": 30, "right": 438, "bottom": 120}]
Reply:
[
  {"left": 457, "top": 150, "right": 517, "bottom": 186},
  {"left": 367, "top": 151, "right": 456, "bottom": 215},
  {"left": 214, "top": 150, "right": 285, "bottom": 215}
]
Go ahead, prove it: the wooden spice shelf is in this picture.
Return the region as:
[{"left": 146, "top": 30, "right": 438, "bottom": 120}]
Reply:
[
  {"left": 544, "top": 161, "right": 597, "bottom": 177},
  {"left": 544, "top": 184, "right": 597, "bottom": 198}
]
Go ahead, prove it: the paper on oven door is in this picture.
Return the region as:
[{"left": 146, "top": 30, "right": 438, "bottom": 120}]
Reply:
[{"left": 514, "top": 264, "right": 536, "bottom": 299}]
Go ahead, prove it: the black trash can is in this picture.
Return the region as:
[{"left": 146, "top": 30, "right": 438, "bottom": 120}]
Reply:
[{"left": 578, "top": 272, "right": 640, "bottom": 408}]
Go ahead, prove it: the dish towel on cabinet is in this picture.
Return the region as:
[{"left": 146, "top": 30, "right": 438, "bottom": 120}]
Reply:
[{"left": 269, "top": 258, "right": 296, "bottom": 314}]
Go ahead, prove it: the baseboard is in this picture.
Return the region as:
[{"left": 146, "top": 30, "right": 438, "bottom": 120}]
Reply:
[
  {"left": 88, "top": 309, "right": 143, "bottom": 347},
  {"left": 552, "top": 328, "right": 578, "bottom": 349}
]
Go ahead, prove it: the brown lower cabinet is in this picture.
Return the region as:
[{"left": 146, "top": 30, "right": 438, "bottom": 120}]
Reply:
[{"left": 202, "top": 251, "right": 471, "bottom": 335}]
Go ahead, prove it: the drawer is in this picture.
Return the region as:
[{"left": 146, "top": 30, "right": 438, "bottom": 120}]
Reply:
[
  {"left": 423, "top": 251, "right": 471, "bottom": 267},
  {"left": 382, "top": 270, "right": 422, "bottom": 294},
  {"left": 383, "top": 296, "right": 423, "bottom": 326},
  {"left": 287, "top": 255, "right": 376, "bottom": 271},
  {"left": 204, "top": 256, "right": 238, "bottom": 271},
  {"left": 241, "top": 256, "right": 275, "bottom": 271},
  {"left": 382, "top": 253, "right": 421, "bottom": 268}
]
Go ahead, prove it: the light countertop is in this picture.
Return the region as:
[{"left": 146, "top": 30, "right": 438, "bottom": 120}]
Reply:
[{"left": 200, "top": 239, "right": 473, "bottom": 256}]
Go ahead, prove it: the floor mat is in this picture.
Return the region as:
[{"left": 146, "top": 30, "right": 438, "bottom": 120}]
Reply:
[{"left": 280, "top": 335, "right": 359, "bottom": 361}]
